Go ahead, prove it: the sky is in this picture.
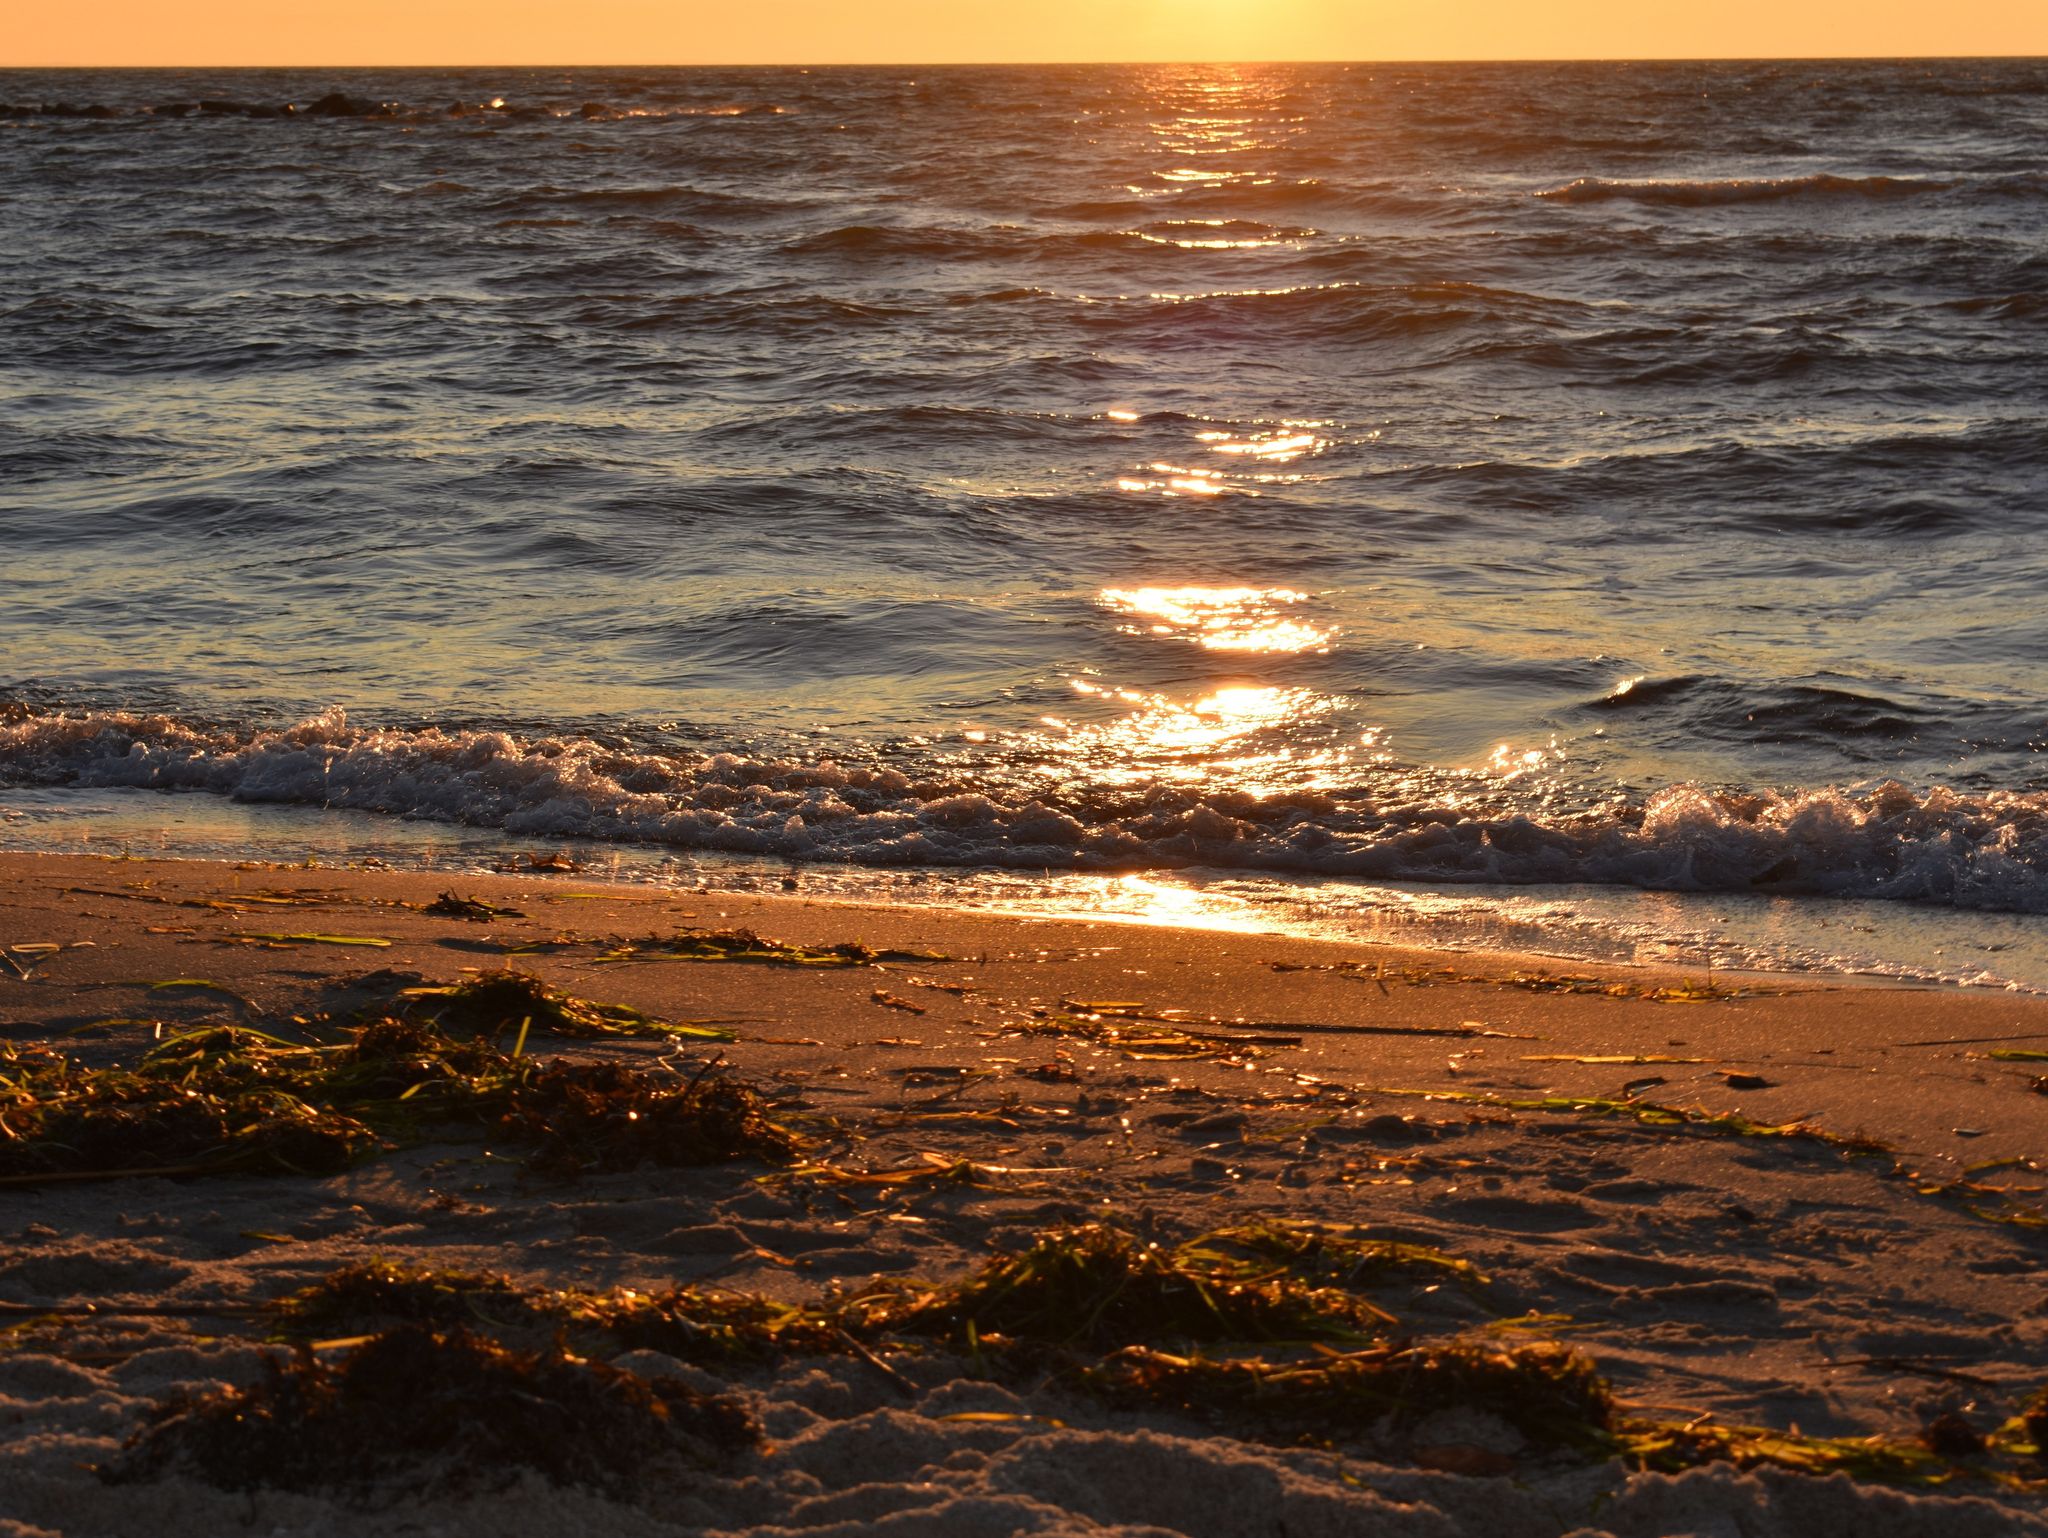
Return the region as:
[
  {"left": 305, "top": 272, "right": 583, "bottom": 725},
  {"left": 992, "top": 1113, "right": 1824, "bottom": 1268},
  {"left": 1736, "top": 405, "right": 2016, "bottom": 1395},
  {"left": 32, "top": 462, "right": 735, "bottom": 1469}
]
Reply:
[{"left": 8, "top": 0, "right": 2046, "bottom": 67}]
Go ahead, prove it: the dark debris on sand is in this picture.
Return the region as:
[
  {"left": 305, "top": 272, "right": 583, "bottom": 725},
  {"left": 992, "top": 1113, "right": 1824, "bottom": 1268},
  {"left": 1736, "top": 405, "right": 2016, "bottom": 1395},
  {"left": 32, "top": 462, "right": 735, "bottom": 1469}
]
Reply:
[
  {"left": 105, "top": 1326, "right": 756, "bottom": 1499},
  {"left": 0, "top": 1018, "right": 798, "bottom": 1183}
]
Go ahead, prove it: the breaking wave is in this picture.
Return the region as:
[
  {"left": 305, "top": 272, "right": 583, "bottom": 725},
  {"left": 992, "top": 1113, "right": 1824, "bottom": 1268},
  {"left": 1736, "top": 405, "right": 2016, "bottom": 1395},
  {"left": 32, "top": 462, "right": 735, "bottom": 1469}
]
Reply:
[{"left": 5, "top": 709, "right": 2046, "bottom": 914}]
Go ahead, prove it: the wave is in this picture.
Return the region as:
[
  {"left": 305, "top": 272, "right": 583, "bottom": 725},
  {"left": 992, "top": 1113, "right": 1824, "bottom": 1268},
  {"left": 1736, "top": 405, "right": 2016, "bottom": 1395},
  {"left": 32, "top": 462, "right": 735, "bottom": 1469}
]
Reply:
[
  {"left": 0, "top": 96, "right": 792, "bottom": 124},
  {"left": 1939, "top": 292, "right": 2048, "bottom": 321},
  {"left": 1584, "top": 677, "right": 1939, "bottom": 742},
  {"left": 480, "top": 184, "right": 814, "bottom": 222},
  {"left": 1536, "top": 174, "right": 1959, "bottom": 206},
  {"left": 1068, "top": 280, "right": 1588, "bottom": 348},
  {"left": 4, "top": 709, "right": 2046, "bottom": 914}
]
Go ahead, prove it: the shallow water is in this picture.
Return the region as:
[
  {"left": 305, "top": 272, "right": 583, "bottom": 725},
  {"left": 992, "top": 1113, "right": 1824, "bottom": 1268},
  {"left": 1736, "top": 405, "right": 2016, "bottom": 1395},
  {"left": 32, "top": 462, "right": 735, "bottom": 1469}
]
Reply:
[{"left": 2, "top": 62, "right": 2045, "bottom": 983}]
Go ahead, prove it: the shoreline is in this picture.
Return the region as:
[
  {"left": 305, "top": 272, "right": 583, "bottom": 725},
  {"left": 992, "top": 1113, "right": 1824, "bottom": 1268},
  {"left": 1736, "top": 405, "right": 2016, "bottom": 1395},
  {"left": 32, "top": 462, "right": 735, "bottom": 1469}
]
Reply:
[
  {"left": 6, "top": 849, "right": 2048, "bottom": 1534},
  {"left": 8, "top": 783, "right": 2043, "bottom": 996}
]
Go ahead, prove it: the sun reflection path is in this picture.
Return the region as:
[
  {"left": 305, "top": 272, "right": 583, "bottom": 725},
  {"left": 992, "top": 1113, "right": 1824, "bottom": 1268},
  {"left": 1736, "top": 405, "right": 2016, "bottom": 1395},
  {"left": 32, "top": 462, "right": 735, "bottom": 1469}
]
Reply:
[
  {"left": 1111, "top": 422, "right": 1330, "bottom": 499},
  {"left": 1100, "top": 585, "right": 1331, "bottom": 654},
  {"left": 1115, "top": 468, "right": 1229, "bottom": 497},
  {"left": 1196, "top": 429, "right": 1321, "bottom": 462},
  {"left": 1046, "top": 678, "right": 1347, "bottom": 796},
  {"left": 1045, "top": 874, "right": 1275, "bottom": 934},
  {"left": 1486, "top": 738, "right": 1568, "bottom": 781}
]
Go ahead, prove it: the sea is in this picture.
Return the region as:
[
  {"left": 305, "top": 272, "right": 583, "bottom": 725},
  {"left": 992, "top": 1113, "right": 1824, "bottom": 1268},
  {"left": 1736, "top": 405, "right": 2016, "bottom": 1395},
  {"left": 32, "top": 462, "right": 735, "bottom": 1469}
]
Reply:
[{"left": 2, "top": 61, "right": 2045, "bottom": 989}]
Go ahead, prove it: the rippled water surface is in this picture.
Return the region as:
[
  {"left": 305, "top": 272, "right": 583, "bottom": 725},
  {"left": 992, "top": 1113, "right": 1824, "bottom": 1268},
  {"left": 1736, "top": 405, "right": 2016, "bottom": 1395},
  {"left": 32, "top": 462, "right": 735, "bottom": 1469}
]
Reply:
[{"left": 3, "top": 62, "right": 2046, "bottom": 981}]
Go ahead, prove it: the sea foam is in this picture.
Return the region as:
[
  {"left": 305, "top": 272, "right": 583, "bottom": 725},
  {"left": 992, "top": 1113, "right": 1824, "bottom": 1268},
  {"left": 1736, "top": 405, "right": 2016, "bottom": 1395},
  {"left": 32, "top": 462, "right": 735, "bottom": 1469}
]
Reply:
[{"left": 4, "top": 709, "right": 2044, "bottom": 914}]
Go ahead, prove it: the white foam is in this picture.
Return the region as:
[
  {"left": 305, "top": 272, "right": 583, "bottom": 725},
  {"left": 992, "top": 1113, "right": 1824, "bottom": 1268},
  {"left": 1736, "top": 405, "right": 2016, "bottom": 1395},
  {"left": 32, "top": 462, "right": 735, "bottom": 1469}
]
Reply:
[{"left": 4, "top": 708, "right": 2046, "bottom": 913}]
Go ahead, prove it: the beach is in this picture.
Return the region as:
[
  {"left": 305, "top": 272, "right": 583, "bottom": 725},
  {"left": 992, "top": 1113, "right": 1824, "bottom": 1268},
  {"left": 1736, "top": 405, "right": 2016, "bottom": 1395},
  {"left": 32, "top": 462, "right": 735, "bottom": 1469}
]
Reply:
[
  {"left": 4, "top": 46, "right": 2046, "bottom": 1538},
  {"left": 6, "top": 849, "right": 2048, "bottom": 1535}
]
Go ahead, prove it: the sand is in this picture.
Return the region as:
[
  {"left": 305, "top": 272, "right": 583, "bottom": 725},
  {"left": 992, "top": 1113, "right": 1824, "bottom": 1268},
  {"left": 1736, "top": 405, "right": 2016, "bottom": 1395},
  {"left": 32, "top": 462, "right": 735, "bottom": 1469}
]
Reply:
[{"left": 4, "top": 850, "right": 2048, "bottom": 1536}]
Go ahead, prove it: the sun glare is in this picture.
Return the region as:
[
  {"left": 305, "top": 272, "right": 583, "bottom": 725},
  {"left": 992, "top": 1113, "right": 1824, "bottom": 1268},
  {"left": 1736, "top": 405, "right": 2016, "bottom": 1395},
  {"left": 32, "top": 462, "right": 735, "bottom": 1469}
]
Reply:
[{"left": 1100, "top": 586, "right": 1331, "bottom": 654}]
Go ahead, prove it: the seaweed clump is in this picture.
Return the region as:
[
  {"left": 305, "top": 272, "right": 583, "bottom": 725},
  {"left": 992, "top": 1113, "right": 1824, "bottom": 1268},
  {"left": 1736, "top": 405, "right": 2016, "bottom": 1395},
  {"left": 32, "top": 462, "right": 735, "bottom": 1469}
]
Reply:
[
  {"left": 853, "top": 1223, "right": 1391, "bottom": 1355},
  {"left": 421, "top": 892, "right": 525, "bottom": 921},
  {"left": 2022, "top": 1386, "right": 2048, "bottom": 1460},
  {"left": 398, "top": 969, "right": 731, "bottom": 1041},
  {"left": 0, "top": 1035, "right": 376, "bottom": 1180},
  {"left": 500, "top": 1058, "right": 801, "bottom": 1174},
  {"left": 106, "top": 1325, "right": 755, "bottom": 1498},
  {"left": 0, "top": 1021, "right": 798, "bottom": 1185},
  {"left": 277, "top": 1258, "right": 554, "bottom": 1339},
  {"left": 280, "top": 1258, "right": 843, "bottom": 1365},
  {"left": 1619, "top": 1417, "right": 1951, "bottom": 1484},
  {"left": 1094, "top": 1339, "right": 1616, "bottom": 1452},
  {"left": 249, "top": 1236, "right": 2033, "bottom": 1493}
]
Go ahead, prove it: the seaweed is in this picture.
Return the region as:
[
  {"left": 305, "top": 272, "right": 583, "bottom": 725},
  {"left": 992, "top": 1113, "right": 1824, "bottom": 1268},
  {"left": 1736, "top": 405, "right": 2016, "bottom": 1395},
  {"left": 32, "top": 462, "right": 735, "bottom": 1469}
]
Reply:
[
  {"left": 421, "top": 893, "right": 525, "bottom": 921},
  {"left": 1091, "top": 1339, "right": 1616, "bottom": 1451},
  {"left": 232, "top": 932, "right": 394, "bottom": 949},
  {"left": 596, "top": 928, "right": 944, "bottom": 968},
  {"left": 0, "top": 1037, "right": 375, "bottom": 1180},
  {"left": 1177, "top": 1222, "right": 1492, "bottom": 1297},
  {"left": 2, "top": 942, "right": 73, "bottom": 981},
  {"left": 1363, "top": 1084, "right": 1893, "bottom": 1158},
  {"left": 1271, "top": 960, "right": 1762, "bottom": 1003},
  {"left": 105, "top": 1325, "right": 754, "bottom": 1498},
  {"left": 1617, "top": 1417, "right": 1951, "bottom": 1484},
  {"left": 580, "top": 1288, "right": 849, "bottom": 1364},
  {"left": 0, "top": 1021, "right": 797, "bottom": 1184},
  {"left": 276, "top": 1258, "right": 844, "bottom": 1365},
  {"left": 502, "top": 1057, "right": 801, "bottom": 1174},
  {"left": 1048, "top": 999, "right": 1515, "bottom": 1045},
  {"left": 397, "top": 968, "right": 733, "bottom": 1041},
  {"left": 851, "top": 1223, "right": 1391, "bottom": 1353},
  {"left": 1011, "top": 1006, "right": 1293, "bottom": 1062},
  {"left": 276, "top": 1258, "right": 553, "bottom": 1339},
  {"left": 1496, "top": 971, "right": 1752, "bottom": 1004},
  {"left": 2022, "top": 1386, "right": 2048, "bottom": 1459},
  {"left": 1909, "top": 1169, "right": 2048, "bottom": 1229},
  {"left": 244, "top": 1235, "right": 2047, "bottom": 1492}
]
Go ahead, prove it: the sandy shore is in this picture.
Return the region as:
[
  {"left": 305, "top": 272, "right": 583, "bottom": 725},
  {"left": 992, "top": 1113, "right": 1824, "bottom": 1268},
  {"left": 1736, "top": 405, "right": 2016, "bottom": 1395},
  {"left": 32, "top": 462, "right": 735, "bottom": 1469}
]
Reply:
[{"left": 5, "top": 850, "right": 2048, "bottom": 1536}]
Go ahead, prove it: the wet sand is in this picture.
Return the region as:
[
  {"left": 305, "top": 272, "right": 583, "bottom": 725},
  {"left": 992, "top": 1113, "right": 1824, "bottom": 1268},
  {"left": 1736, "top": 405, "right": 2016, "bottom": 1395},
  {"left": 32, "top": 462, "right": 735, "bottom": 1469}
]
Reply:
[{"left": 4, "top": 851, "right": 2048, "bottom": 1536}]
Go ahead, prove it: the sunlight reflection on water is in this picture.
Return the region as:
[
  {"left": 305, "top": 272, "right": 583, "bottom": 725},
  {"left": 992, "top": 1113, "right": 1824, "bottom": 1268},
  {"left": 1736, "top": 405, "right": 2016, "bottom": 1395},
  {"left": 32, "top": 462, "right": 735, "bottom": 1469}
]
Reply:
[{"left": 1099, "top": 585, "right": 1331, "bottom": 653}]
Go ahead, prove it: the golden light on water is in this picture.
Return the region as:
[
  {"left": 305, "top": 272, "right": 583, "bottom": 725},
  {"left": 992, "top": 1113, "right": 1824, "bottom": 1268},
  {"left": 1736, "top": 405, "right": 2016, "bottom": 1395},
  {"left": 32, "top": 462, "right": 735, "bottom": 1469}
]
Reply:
[
  {"left": 1135, "top": 220, "right": 1300, "bottom": 250},
  {"left": 1085, "top": 72, "right": 1349, "bottom": 807},
  {"left": 1486, "top": 740, "right": 1564, "bottom": 779},
  {"left": 1100, "top": 585, "right": 1330, "bottom": 653},
  {"left": 1195, "top": 429, "right": 1321, "bottom": 461},
  {"left": 1052, "top": 874, "right": 1273, "bottom": 933},
  {"left": 1114, "top": 468, "right": 1229, "bottom": 497},
  {"left": 1048, "top": 677, "right": 1341, "bottom": 794},
  {"left": 1112, "top": 418, "right": 1329, "bottom": 497}
]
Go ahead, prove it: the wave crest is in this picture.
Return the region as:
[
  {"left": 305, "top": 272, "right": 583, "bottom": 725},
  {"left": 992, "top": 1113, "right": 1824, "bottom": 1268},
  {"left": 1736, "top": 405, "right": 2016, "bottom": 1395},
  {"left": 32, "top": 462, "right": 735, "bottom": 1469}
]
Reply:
[
  {"left": 3, "top": 709, "right": 2046, "bottom": 914},
  {"left": 1537, "top": 173, "right": 1957, "bottom": 206}
]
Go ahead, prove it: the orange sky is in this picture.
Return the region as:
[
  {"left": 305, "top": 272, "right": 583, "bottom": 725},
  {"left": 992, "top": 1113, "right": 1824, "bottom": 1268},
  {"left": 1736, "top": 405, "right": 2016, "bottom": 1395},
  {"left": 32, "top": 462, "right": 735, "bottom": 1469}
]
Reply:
[{"left": 9, "top": 1, "right": 2046, "bottom": 67}]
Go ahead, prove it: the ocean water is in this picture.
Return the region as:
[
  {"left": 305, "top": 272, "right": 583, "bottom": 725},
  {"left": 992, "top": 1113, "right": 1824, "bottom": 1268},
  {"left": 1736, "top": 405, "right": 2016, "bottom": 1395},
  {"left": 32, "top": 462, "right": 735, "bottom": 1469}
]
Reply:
[{"left": 3, "top": 61, "right": 2046, "bottom": 986}]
